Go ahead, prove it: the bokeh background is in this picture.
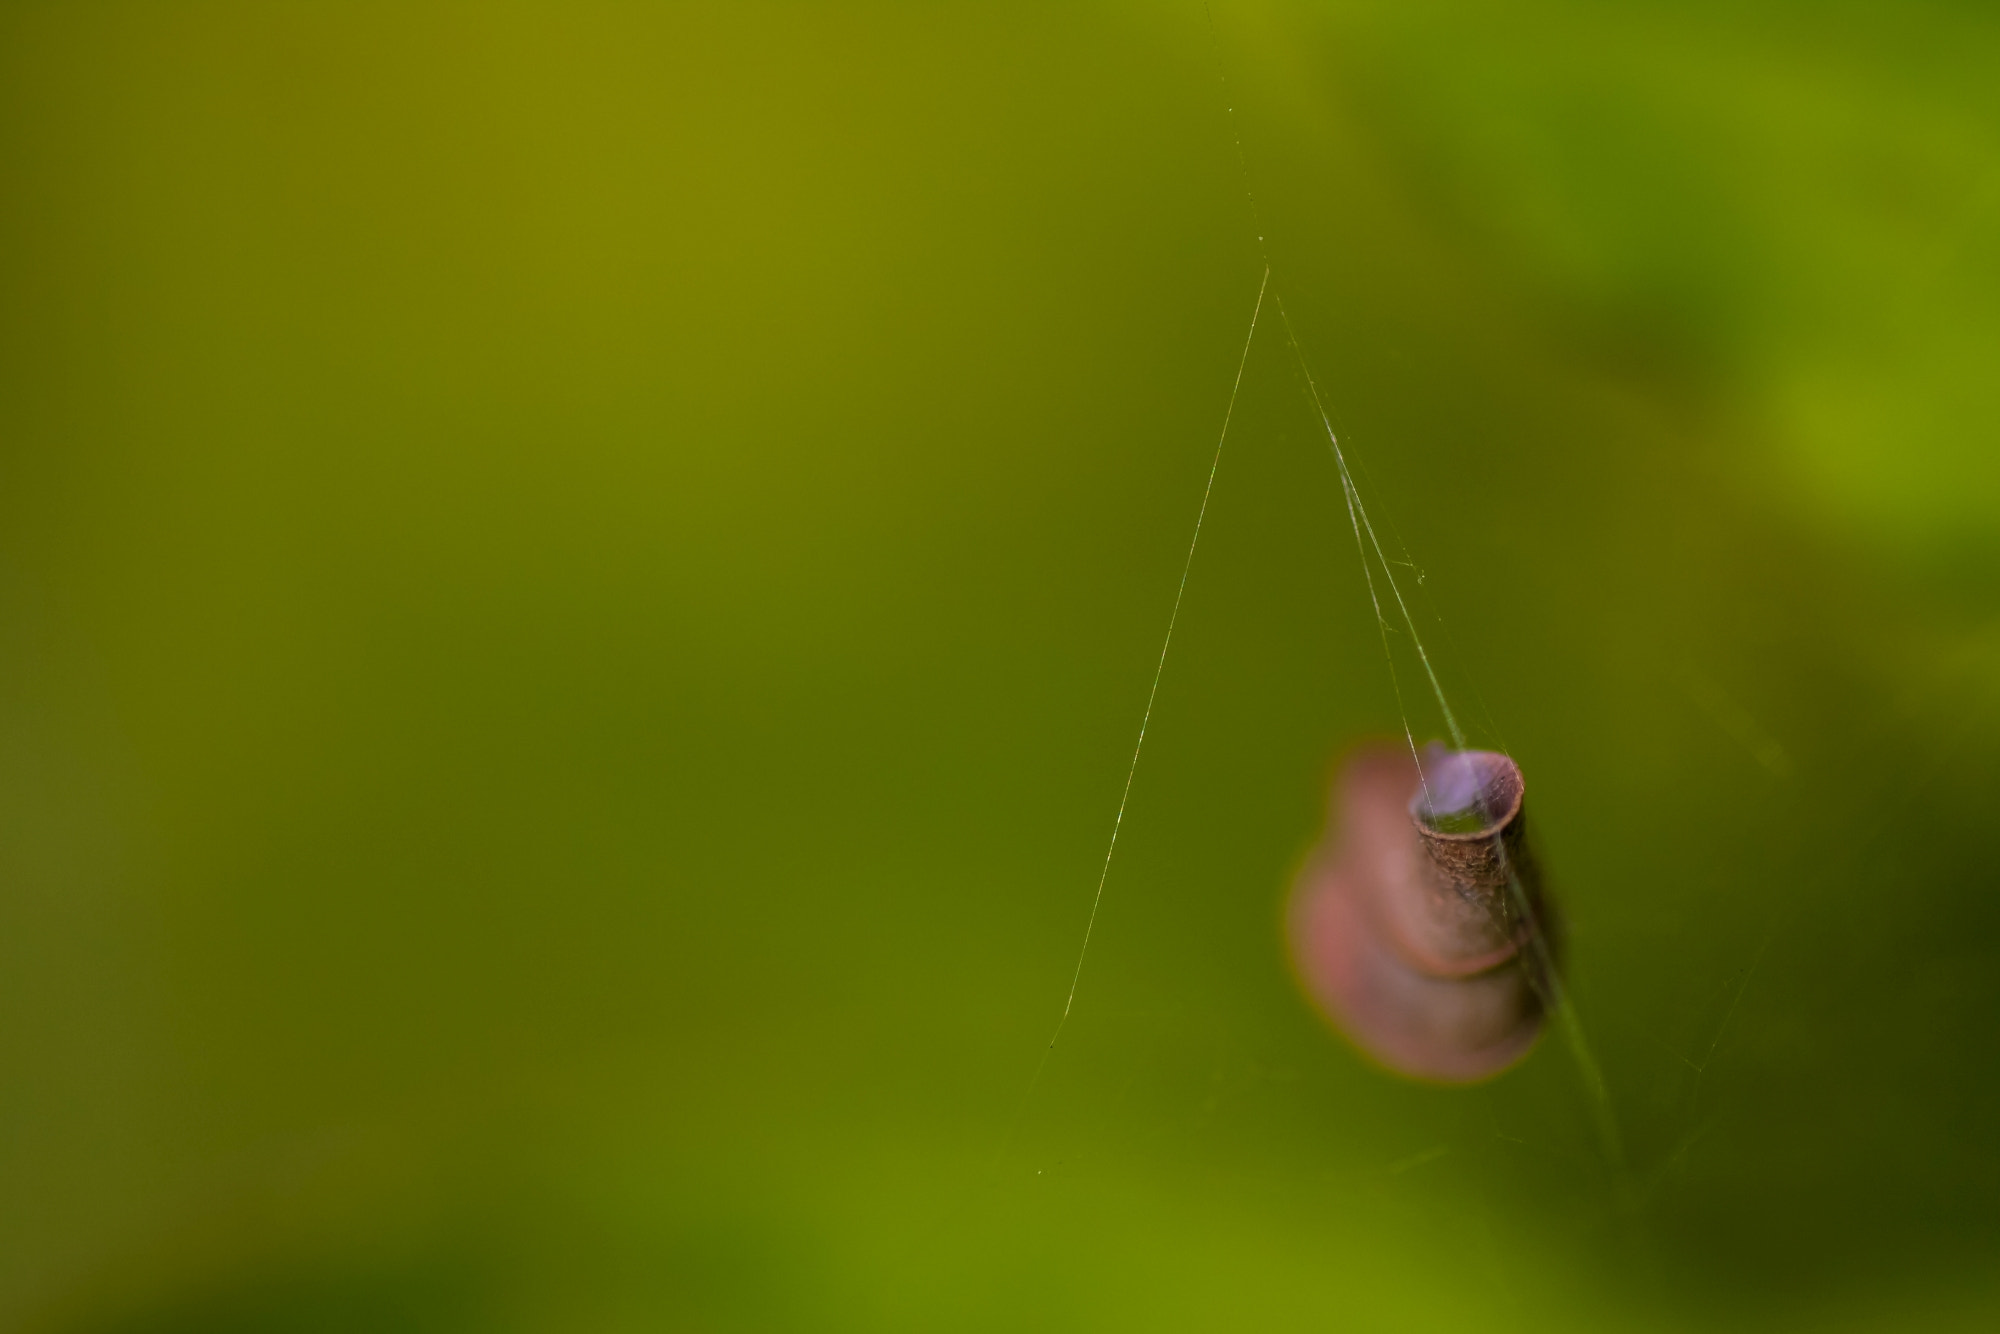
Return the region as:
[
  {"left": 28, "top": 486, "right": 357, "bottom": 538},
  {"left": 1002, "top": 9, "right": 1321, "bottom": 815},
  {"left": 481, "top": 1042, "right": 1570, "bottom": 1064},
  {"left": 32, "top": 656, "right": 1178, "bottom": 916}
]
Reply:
[{"left": 3, "top": 2, "right": 1998, "bottom": 1329}]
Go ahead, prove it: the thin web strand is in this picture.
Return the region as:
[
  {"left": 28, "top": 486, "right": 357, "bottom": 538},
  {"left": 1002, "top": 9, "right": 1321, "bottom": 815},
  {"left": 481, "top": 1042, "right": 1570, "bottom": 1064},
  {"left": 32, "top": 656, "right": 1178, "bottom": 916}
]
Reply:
[
  {"left": 1008, "top": 268, "right": 1272, "bottom": 1168},
  {"left": 1049, "top": 262, "right": 1270, "bottom": 1045},
  {"left": 1275, "top": 296, "right": 1466, "bottom": 752},
  {"left": 1337, "top": 463, "right": 1433, "bottom": 810},
  {"left": 1361, "top": 466, "right": 1517, "bottom": 760},
  {"left": 1270, "top": 295, "right": 1434, "bottom": 802},
  {"left": 1206, "top": 6, "right": 1462, "bottom": 763},
  {"left": 1204, "top": 19, "right": 1440, "bottom": 805}
]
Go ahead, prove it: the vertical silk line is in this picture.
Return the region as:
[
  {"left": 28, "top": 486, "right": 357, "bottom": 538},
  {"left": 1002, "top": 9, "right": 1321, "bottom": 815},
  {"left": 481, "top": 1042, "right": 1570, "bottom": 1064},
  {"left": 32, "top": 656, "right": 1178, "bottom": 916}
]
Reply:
[
  {"left": 1046, "top": 263, "right": 1270, "bottom": 1050},
  {"left": 1205, "top": 2, "right": 1450, "bottom": 780},
  {"left": 1275, "top": 296, "right": 1467, "bottom": 756}
]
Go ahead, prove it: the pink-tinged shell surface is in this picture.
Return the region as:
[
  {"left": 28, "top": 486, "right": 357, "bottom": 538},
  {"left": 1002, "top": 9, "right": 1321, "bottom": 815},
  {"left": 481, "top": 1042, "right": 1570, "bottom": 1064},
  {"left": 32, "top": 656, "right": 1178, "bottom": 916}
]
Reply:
[{"left": 1287, "top": 744, "right": 1552, "bottom": 1084}]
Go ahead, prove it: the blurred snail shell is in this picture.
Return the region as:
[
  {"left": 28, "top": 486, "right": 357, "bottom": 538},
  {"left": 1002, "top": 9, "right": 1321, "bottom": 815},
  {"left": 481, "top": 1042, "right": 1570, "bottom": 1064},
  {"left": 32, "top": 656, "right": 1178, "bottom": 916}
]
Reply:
[{"left": 1288, "top": 744, "right": 1558, "bottom": 1084}]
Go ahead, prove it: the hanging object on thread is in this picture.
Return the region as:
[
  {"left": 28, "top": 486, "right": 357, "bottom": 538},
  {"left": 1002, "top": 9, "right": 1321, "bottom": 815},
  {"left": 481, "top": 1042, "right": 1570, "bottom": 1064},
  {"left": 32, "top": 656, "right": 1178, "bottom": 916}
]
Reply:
[{"left": 1289, "top": 743, "right": 1561, "bottom": 1083}]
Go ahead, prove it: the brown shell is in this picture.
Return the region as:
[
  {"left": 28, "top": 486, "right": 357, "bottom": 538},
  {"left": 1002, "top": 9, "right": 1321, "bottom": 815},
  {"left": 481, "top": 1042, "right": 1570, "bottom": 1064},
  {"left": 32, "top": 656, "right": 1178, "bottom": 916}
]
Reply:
[{"left": 1287, "top": 744, "right": 1559, "bottom": 1083}]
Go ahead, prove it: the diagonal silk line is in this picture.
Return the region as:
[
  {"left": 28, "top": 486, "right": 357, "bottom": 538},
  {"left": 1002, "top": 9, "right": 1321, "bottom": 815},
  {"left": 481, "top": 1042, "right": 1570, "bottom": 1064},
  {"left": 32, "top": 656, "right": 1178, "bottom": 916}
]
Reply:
[
  {"left": 997, "top": 266, "right": 1271, "bottom": 1174},
  {"left": 1048, "top": 262, "right": 1270, "bottom": 1052},
  {"left": 1273, "top": 294, "right": 1465, "bottom": 757}
]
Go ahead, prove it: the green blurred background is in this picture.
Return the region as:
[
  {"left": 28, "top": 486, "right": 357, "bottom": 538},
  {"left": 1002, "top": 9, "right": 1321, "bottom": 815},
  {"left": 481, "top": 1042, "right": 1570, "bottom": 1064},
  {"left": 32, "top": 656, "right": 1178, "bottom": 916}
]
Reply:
[{"left": 3, "top": 1, "right": 1997, "bottom": 1329}]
